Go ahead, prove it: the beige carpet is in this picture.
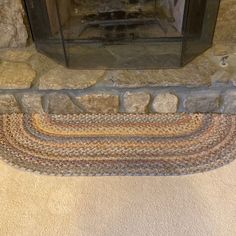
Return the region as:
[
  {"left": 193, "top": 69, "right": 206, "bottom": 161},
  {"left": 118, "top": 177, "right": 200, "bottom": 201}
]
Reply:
[{"left": 0, "top": 158, "right": 235, "bottom": 236}]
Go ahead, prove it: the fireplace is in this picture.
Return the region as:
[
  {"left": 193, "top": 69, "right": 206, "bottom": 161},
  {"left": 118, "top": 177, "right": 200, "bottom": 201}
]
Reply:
[{"left": 24, "top": 0, "right": 220, "bottom": 69}]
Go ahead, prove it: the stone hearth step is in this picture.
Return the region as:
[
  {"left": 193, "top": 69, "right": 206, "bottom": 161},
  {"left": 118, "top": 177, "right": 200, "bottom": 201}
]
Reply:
[{"left": 0, "top": 44, "right": 236, "bottom": 114}]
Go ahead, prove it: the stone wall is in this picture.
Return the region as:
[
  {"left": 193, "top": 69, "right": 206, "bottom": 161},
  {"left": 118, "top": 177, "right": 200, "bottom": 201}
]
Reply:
[{"left": 1, "top": 81, "right": 236, "bottom": 114}]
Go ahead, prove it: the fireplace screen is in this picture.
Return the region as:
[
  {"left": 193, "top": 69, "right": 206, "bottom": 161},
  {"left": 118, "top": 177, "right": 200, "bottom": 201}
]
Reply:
[{"left": 24, "top": 0, "right": 220, "bottom": 69}]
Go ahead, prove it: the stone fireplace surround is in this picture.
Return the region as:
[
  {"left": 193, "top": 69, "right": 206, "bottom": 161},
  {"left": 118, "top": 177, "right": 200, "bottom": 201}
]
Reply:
[{"left": 0, "top": 0, "right": 236, "bottom": 114}]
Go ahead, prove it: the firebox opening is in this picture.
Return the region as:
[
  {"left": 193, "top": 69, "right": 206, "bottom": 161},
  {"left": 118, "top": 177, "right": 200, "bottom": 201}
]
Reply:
[{"left": 46, "top": 0, "right": 186, "bottom": 42}]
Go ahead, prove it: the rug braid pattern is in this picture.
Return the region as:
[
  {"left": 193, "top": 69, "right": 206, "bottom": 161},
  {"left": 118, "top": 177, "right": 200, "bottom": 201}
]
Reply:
[{"left": 0, "top": 113, "right": 235, "bottom": 176}]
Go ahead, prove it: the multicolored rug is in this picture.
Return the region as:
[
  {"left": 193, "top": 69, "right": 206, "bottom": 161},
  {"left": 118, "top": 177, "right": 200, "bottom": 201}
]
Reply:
[{"left": 0, "top": 113, "right": 235, "bottom": 176}]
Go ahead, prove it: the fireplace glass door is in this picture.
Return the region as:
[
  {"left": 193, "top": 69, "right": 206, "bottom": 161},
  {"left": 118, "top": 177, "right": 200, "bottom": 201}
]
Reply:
[{"left": 24, "top": 0, "right": 220, "bottom": 69}]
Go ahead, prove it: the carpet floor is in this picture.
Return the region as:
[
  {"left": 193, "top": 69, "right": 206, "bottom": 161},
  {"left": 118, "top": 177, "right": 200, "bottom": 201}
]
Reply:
[
  {"left": 0, "top": 113, "right": 236, "bottom": 176},
  {"left": 0, "top": 159, "right": 235, "bottom": 236}
]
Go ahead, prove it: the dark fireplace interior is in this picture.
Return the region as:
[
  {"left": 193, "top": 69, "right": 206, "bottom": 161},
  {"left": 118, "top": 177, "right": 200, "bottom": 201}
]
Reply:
[
  {"left": 62, "top": 0, "right": 185, "bottom": 40},
  {"left": 24, "top": 0, "right": 221, "bottom": 69}
]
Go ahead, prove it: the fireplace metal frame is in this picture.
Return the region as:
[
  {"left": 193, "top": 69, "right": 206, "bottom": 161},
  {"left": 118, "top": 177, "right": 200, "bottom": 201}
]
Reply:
[{"left": 24, "top": 0, "right": 221, "bottom": 69}]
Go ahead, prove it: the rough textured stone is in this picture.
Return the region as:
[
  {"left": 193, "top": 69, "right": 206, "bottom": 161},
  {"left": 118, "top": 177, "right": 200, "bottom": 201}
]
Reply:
[
  {"left": 28, "top": 53, "right": 58, "bottom": 77},
  {"left": 38, "top": 66, "right": 105, "bottom": 90},
  {"left": 0, "top": 61, "right": 36, "bottom": 89},
  {"left": 0, "top": 47, "right": 35, "bottom": 62},
  {"left": 47, "top": 93, "right": 81, "bottom": 114},
  {"left": 223, "top": 91, "right": 236, "bottom": 114},
  {"left": 0, "top": 0, "right": 28, "bottom": 48},
  {"left": 105, "top": 52, "right": 217, "bottom": 88},
  {"left": 211, "top": 47, "right": 236, "bottom": 81},
  {"left": 76, "top": 94, "right": 119, "bottom": 113},
  {"left": 211, "top": 70, "right": 231, "bottom": 86},
  {"left": 213, "top": 44, "right": 230, "bottom": 57},
  {"left": 223, "top": 53, "right": 236, "bottom": 85},
  {"left": 214, "top": 0, "right": 236, "bottom": 43},
  {"left": 231, "top": 73, "right": 236, "bottom": 87},
  {"left": 184, "top": 92, "right": 220, "bottom": 113},
  {"left": 20, "top": 94, "right": 44, "bottom": 114},
  {"left": 123, "top": 92, "right": 150, "bottom": 113},
  {"left": 0, "top": 94, "right": 20, "bottom": 114},
  {"left": 152, "top": 93, "right": 178, "bottom": 113}
]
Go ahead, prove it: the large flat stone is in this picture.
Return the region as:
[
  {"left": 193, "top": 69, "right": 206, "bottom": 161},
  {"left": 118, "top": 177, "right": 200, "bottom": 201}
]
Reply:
[
  {"left": 0, "top": 47, "right": 36, "bottom": 62},
  {"left": 0, "top": 94, "right": 20, "bottom": 114},
  {"left": 0, "top": 0, "right": 28, "bottom": 48},
  {"left": 37, "top": 66, "right": 105, "bottom": 90},
  {"left": 210, "top": 45, "right": 236, "bottom": 84},
  {"left": 20, "top": 94, "right": 44, "bottom": 114},
  {"left": 123, "top": 92, "right": 150, "bottom": 113},
  {"left": 76, "top": 94, "right": 119, "bottom": 113},
  {"left": 210, "top": 70, "right": 231, "bottom": 86},
  {"left": 47, "top": 93, "right": 81, "bottom": 114},
  {"left": 28, "top": 53, "right": 58, "bottom": 78},
  {"left": 213, "top": 44, "right": 230, "bottom": 57},
  {"left": 0, "top": 61, "right": 36, "bottom": 89},
  {"left": 222, "top": 53, "right": 236, "bottom": 86},
  {"left": 105, "top": 52, "right": 217, "bottom": 88},
  {"left": 214, "top": 0, "right": 236, "bottom": 43},
  {"left": 184, "top": 92, "right": 220, "bottom": 113},
  {"left": 223, "top": 91, "right": 236, "bottom": 114},
  {"left": 152, "top": 93, "right": 179, "bottom": 113}
]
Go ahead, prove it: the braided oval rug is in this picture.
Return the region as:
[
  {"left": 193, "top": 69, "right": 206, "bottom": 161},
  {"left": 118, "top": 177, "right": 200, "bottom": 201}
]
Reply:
[{"left": 0, "top": 113, "right": 236, "bottom": 176}]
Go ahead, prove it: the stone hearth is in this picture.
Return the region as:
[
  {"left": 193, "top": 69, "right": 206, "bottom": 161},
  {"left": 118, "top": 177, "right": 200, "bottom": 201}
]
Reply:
[
  {"left": 0, "top": 43, "right": 236, "bottom": 114},
  {"left": 0, "top": 0, "right": 236, "bottom": 114}
]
